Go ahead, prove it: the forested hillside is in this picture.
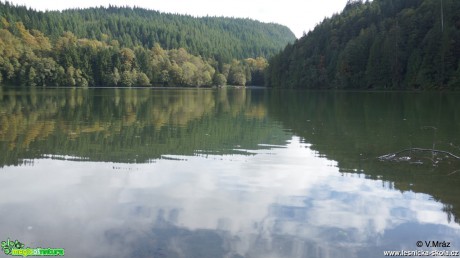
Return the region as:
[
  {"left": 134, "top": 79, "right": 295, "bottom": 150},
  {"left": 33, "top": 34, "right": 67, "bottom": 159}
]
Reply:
[
  {"left": 0, "top": 1, "right": 295, "bottom": 61},
  {"left": 266, "top": 0, "right": 460, "bottom": 90},
  {"left": 0, "top": 1, "right": 291, "bottom": 87}
]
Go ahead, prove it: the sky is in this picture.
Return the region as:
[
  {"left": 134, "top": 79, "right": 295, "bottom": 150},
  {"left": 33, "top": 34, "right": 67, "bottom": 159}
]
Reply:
[{"left": 8, "top": 0, "right": 349, "bottom": 38}]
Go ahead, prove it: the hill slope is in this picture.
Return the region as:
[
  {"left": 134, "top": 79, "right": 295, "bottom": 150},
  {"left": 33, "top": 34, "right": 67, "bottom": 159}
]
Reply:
[
  {"left": 266, "top": 0, "right": 460, "bottom": 90},
  {"left": 0, "top": 1, "right": 292, "bottom": 87},
  {"left": 0, "top": 1, "right": 296, "bottom": 61}
]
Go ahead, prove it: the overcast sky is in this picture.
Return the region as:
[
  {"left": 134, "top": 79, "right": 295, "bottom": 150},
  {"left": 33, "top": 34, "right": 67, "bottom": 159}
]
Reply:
[{"left": 8, "top": 0, "right": 349, "bottom": 38}]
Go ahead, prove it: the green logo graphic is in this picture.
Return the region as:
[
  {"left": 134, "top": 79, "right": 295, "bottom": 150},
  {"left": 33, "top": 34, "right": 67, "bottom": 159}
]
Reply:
[{"left": 1, "top": 239, "right": 64, "bottom": 257}]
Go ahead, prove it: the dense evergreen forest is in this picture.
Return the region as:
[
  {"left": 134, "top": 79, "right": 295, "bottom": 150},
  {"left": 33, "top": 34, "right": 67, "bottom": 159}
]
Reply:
[
  {"left": 0, "top": 1, "right": 295, "bottom": 87},
  {"left": 266, "top": 0, "right": 460, "bottom": 90},
  {"left": 0, "top": 1, "right": 295, "bottom": 60}
]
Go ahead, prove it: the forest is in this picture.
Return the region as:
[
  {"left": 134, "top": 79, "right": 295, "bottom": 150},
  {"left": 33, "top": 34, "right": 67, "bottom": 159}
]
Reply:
[
  {"left": 0, "top": 1, "right": 294, "bottom": 87},
  {"left": 266, "top": 0, "right": 460, "bottom": 90}
]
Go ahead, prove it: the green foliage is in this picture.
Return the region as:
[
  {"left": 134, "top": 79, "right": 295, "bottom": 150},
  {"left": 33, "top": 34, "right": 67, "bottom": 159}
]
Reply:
[
  {"left": 267, "top": 0, "right": 460, "bottom": 90},
  {"left": 0, "top": 1, "right": 295, "bottom": 62},
  {"left": 213, "top": 73, "right": 227, "bottom": 86},
  {"left": 244, "top": 57, "right": 268, "bottom": 86},
  {"left": 228, "top": 60, "right": 246, "bottom": 86},
  {"left": 137, "top": 72, "right": 150, "bottom": 86},
  {"left": 0, "top": 16, "right": 270, "bottom": 87}
]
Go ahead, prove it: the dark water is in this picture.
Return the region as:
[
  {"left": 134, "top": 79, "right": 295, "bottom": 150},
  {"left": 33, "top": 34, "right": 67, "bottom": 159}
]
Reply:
[{"left": 1, "top": 87, "right": 460, "bottom": 258}]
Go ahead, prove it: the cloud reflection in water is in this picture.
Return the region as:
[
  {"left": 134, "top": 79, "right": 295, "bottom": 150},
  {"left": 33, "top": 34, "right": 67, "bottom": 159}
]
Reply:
[{"left": 0, "top": 136, "right": 459, "bottom": 258}]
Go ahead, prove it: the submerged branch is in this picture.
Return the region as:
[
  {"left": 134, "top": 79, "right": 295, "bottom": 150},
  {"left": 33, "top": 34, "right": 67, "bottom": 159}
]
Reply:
[
  {"left": 378, "top": 148, "right": 460, "bottom": 161},
  {"left": 447, "top": 170, "right": 460, "bottom": 176}
]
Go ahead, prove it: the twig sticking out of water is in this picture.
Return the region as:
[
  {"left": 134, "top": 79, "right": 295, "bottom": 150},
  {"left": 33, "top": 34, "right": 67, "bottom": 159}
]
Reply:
[
  {"left": 447, "top": 170, "right": 460, "bottom": 176},
  {"left": 378, "top": 148, "right": 460, "bottom": 161}
]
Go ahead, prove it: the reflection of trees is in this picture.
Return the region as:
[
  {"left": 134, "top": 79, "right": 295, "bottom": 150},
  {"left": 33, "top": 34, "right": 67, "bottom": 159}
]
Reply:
[
  {"left": 0, "top": 88, "right": 286, "bottom": 167},
  {"left": 268, "top": 90, "right": 460, "bottom": 224}
]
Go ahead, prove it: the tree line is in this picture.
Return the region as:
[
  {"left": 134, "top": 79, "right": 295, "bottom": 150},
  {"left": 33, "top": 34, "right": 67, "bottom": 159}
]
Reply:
[
  {"left": 0, "top": 1, "right": 295, "bottom": 62},
  {"left": 266, "top": 0, "right": 460, "bottom": 90},
  {"left": 0, "top": 17, "right": 268, "bottom": 87}
]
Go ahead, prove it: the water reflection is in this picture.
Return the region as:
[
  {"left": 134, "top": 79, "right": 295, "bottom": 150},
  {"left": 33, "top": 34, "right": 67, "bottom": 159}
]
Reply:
[
  {"left": 1, "top": 88, "right": 460, "bottom": 258},
  {"left": 1, "top": 137, "right": 459, "bottom": 258},
  {"left": 0, "top": 87, "right": 284, "bottom": 166},
  {"left": 268, "top": 90, "right": 460, "bottom": 224}
]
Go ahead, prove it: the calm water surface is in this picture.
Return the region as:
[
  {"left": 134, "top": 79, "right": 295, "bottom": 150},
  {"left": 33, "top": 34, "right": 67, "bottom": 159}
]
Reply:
[{"left": 1, "top": 88, "right": 460, "bottom": 258}]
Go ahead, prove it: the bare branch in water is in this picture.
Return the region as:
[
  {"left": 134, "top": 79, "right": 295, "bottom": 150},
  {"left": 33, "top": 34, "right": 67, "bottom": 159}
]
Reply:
[
  {"left": 378, "top": 148, "right": 460, "bottom": 161},
  {"left": 447, "top": 170, "right": 460, "bottom": 176}
]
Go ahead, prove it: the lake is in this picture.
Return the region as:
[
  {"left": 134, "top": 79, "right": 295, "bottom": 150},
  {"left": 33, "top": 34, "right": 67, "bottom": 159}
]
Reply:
[{"left": 1, "top": 87, "right": 460, "bottom": 258}]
